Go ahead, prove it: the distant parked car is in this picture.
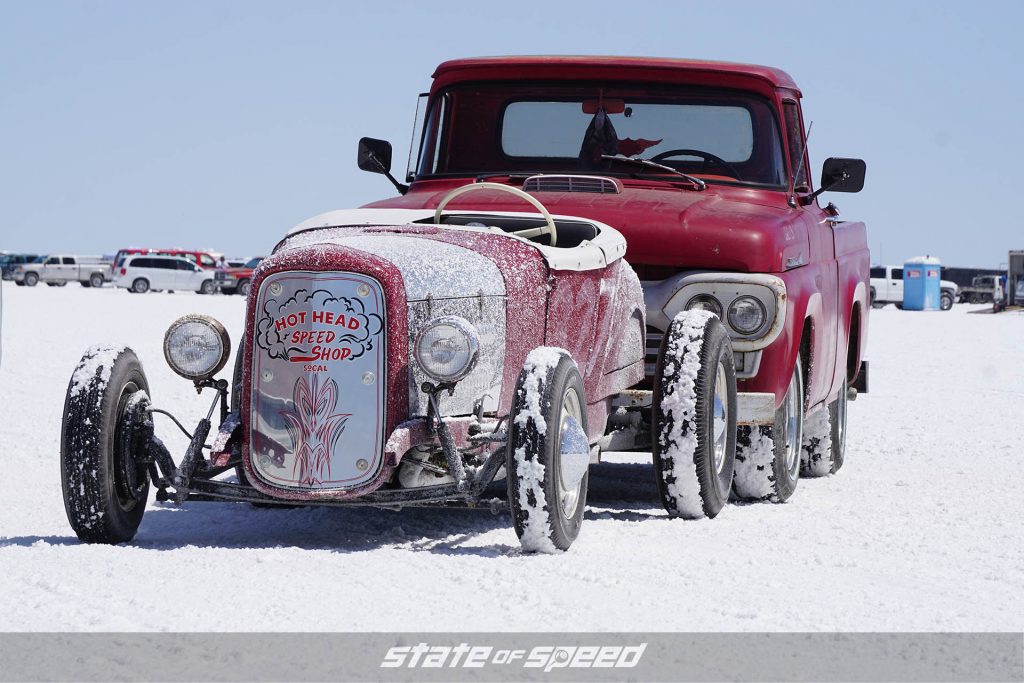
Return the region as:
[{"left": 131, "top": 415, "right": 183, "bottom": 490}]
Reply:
[
  {"left": 869, "top": 265, "right": 958, "bottom": 310},
  {"left": 1, "top": 253, "right": 41, "bottom": 280},
  {"left": 215, "top": 256, "right": 265, "bottom": 295},
  {"left": 114, "top": 254, "right": 218, "bottom": 294},
  {"left": 12, "top": 254, "right": 111, "bottom": 288}
]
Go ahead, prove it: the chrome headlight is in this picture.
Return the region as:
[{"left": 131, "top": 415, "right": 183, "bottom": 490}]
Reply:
[
  {"left": 685, "top": 294, "right": 723, "bottom": 318},
  {"left": 163, "top": 314, "right": 231, "bottom": 381},
  {"left": 413, "top": 316, "right": 480, "bottom": 383},
  {"left": 727, "top": 296, "right": 767, "bottom": 335}
]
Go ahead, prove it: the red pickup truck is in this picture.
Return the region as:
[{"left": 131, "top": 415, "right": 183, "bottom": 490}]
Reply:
[{"left": 359, "top": 56, "right": 870, "bottom": 502}]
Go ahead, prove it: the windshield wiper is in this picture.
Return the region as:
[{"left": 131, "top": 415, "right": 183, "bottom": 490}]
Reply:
[{"left": 600, "top": 154, "right": 706, "bottom": 191}]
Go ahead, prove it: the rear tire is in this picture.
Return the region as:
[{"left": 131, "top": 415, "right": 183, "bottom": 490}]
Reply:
[
  {"left": 90, "top": 273, "right": 105, "bottom": 288},
  {"left": 24, "top": 272, "right": 39, "bottom": 286},
  {"left": 733, "top": 359, "right": 804, "bottom": 502},
  {"left": 61, "top": 346, "right": 151, "bottom": 544},
  {"left": 507, "top": 349, "right": 590, "bottom": 553},
  {"left": 131, "top": 278, "right": 149, "bottom": 294},
  {"left": 653, "top": 311, "right": 737, "bottom": 519}
]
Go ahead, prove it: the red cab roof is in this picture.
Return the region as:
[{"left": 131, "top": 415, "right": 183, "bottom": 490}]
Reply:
[{"left": 431, "top": 55, "right": 800, "bottom": 96}]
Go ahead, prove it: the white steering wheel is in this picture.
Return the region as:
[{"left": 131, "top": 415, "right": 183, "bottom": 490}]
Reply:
[{"left": 433, "top": 182, "right": 557, "bottom": 246}]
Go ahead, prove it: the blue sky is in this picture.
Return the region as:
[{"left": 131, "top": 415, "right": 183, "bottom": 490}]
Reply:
[{"left": 2, "top": 1, "right": 1021, "bottom": 267}]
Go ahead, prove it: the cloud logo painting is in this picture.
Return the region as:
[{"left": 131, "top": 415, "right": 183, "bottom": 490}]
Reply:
[{"left": 256, "top": 287, "right": 383, "bottom": 363}]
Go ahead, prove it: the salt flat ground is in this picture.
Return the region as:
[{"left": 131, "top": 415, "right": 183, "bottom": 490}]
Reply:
[{"left": 0, "top": 282, "right": 1021, "bottom": 631}]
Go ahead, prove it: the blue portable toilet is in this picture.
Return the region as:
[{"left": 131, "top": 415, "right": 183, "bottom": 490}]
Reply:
[{"left": 903, "top": 256, "right": 942, "bottom": 310}]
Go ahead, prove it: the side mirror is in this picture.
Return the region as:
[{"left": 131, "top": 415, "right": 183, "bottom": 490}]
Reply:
[
  {"left": 356, "top": 137, "right": 408, "bottom": 195},
  {"left": 802, "top": 157, "right": 866, "bottom": 205},
  {"left": 357, "top": 137, "right": 393, "bottom": 175},
  {"left": 819, "top": 157, "right": 866, "bottom": 193}
]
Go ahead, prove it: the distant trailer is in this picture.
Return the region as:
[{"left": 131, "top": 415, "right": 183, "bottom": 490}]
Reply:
[{"left": 1010, "top": 251, "right": 1024, "bottom": 307}]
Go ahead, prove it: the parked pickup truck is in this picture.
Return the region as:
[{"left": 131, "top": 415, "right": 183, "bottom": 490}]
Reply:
[
  {"left": 870, "top": 265, "right": 958, "bottom": 310},
  {"left": 358, "top": 55, "right": 870, "bottom": 501},
  {"left": 12, "top": 254, "right": 111, "bottom": 288},
  {"left": 957, "top": 274, "right": 1003, "bottom": 304}
]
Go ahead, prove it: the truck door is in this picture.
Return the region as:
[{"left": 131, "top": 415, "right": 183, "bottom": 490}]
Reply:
[
  {"left": 891, "top": 267, "right": 904, "bottom": 303},
  {"left": 61, "top": 256, "right": 76, "bottom": 282},
  {"left": 783, "top": 99, "right": 838, "bottom": 407}
]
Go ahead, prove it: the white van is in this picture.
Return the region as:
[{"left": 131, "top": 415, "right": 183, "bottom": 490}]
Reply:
[{"left": 115, "top": 255, "right": 217, "bottom": 294}]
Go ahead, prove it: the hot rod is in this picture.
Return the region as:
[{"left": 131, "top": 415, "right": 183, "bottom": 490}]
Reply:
[{"left": 61, "top": 184, "right": 744, "bottom": 551}]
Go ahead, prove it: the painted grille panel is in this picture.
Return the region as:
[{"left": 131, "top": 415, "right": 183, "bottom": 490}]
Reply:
[{"left": 250, "top": 271, "right": 386, "bottom": 490}]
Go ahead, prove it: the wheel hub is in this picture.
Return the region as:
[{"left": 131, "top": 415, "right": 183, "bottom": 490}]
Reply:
[{"left": 556, "top": 389, "right": 588, "bottom": 518}]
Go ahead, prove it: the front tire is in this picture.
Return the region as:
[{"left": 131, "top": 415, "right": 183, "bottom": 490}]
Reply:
[
  {"left": 653, "top": 311, "right": 737, "bottom": 519},
  {"left": 237, "top": 279, "right": 251, "bottom": 297},
  {"left": 200, "top": 279, "right": 215, "bottom": 295},
  {"left": 507, "top": 349, "right": 590, "bottom": 553},
  {"left": 940, "top": 290, "right": 954, "bottom": 311},
  {"left": 733, "top": 359, "right": 805, "bottom": 502},
  {"left": 61, "top": 346, "right": 151, "bottom": 544},
  {"left": 131, "top": 278, "right": 150, "bottom": 293}
]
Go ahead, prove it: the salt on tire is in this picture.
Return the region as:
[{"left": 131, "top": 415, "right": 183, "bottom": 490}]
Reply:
[
  {"left": 652, "top": 310, "right": 737, "bottom": 519},
  {"left": 733, "top": 359, "right": 804, "bottom": 502},
  {"left": 61, "top": 346, "right": 151, "bottom": 544},
  {"left": 802, "top": 371, "right": 849, "bottom": 477},
  {"left": 132, "top": 278, "right": 150, "bottom": 294},
  {"left": 507, "top": 348, "right": 590, "bottom": 553}
]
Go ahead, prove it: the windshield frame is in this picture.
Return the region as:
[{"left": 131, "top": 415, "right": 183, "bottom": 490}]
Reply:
[{"left": 413, "top": 80, "right": 788, "bottom": 191}]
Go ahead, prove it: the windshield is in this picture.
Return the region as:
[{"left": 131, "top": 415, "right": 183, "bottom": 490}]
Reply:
[
  {"left": 416, "top": 82, "right": 786, "bottom": 188},
  {"left": 245, "top": 257, "right": 263, "bottom": 269}
]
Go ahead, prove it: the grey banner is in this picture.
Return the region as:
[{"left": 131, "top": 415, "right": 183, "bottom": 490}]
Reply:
[{"left": 0, "top": 632, "right": 1020, "bottom": 682}]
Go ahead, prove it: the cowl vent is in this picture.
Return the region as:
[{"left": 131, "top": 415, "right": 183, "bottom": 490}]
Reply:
[{"left": 522, "top": 175, "right": 621, "bottom": 194}]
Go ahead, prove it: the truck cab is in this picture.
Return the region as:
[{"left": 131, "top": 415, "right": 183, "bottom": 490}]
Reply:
[{"left": 360, "top": 56, "right": 870, "bottom": 495}]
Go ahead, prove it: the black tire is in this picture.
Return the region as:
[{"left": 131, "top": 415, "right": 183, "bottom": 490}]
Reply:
[
  {"left": 24, "top": 272, "right": 39, "bottom": 286},
  {"left": 507, "top": 350, "right": 589, "bottom": 552},
  {"left": 894, "top": 303, "right": 903, "bottom": 310},
  {"left": 15, "top": 280, "right": 25, "bottom": 286},
  {"left": 200, "top": 279, "right": 215, "bottom": 295},
  {"left": 131, "top": 278, "right": 149, "bottom": 294},
  {"left": 90, "top": 273, "right": 105, "bottom": 288},
  {"left": 940, "top": 290, "right": 954, "bottom": 311},
  {"left": 46, "top": 281, "right": 59, "bottom": 287},
  {"left": 81, "top": 280, "right": 92, "bottom": 288},
  {"left": 237, "top": 279, "right": 251, "bottom": 297},
  {"left": 871, "top": 301, "right": 886, "bottom": 309},
  {"left": 653, "top": 311, "right": 737, "bottom": 519},
  {"left": 61, "top": 346, "right": 151, "bottom": 544},
  {"left": 733, "top": 359, "right": 804, "bottom": 502}
]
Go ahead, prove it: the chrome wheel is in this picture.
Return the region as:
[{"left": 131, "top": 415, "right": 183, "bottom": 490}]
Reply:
[
  {"left": 781, "top": 362, "right": 804, "bottom": 477},
  {"left": 556, "top": 387, "right": 587, "bottom": 519},
  {"left": 712, "top": 360, "right": 730, "bottom": 475}
]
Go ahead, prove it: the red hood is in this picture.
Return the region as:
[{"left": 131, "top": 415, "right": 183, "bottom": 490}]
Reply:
[{"left": 364, "top": 180, "right": 807, "bottom": 274}]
